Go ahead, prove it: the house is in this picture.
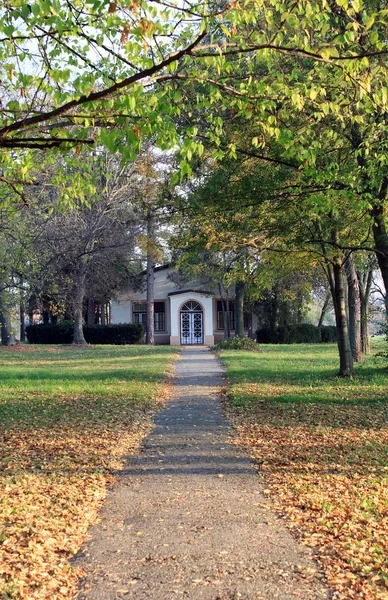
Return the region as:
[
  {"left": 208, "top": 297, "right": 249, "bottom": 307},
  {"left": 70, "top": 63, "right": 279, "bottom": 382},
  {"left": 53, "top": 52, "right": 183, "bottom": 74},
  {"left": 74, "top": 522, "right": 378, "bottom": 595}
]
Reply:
[{"left": 110, "top": 265, "right": 258, "bottom": 345}]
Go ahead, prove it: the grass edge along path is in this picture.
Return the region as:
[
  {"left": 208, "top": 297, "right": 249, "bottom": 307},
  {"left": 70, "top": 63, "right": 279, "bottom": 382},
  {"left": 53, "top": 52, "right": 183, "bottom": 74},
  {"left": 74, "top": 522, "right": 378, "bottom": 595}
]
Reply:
[
  {"left": 221, "top": 342, "right": 388, "bottom": 600},
  {"left": 0, "top": 344, "right": 180, "bottom": 600}
]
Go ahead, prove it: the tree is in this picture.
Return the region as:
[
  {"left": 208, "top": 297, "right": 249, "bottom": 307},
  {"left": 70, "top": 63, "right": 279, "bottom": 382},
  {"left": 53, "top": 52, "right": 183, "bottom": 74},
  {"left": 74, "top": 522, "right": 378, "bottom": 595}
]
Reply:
[
  {"left": 26, "top": 150, "right": 142, "bottom": 342},
  {"left": 1, "top": 1, "right": 386, "bottom": 206}
]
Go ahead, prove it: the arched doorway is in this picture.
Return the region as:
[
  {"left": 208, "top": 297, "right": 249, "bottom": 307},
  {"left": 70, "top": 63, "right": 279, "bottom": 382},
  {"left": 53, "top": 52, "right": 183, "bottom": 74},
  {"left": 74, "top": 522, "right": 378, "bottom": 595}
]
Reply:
[{"left": 180, "top": 301, "right": 203, "bottom": 345}]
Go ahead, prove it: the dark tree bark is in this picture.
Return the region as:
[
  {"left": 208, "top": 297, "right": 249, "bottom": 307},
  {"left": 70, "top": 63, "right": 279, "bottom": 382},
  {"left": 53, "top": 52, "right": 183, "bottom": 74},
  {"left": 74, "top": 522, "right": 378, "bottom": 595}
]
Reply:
[
  {"left": 73, "top": 270, "right": 87, "bottom": 344},
  {"left": 146, "top": 209, "right": 155, "bottom": 345},
  {"left": 317, "top": 291, "right": 331, "bottom": 328},
  {"left": 218, "top": 284, "right": 230, "bottom": 340},
  {"left": 346, "top": 254, "right": 362, "bottom": 362},
  {"left": 328, "top": 258, "right": 354, "bottom": 376},
  {"left": 0, "top": 300, "right": 16, "bottom": 346},
  {"left": 235, "top": 280, "right": 245, "bottom": 338},
  {"left": 371, "top": 202, "right": 388, "bottom": 298},
  {"left": 101, "top": 302, "right": 107, "bottom": 325},
  {"left": 358, "top": 266, "right": 373, "bottom": 356},
  {"left": 351, "top": 123, "right": 388, "bottom": 299},
  {"left": 20, "top": 300, "right": 26, "bottom": 342},
  {"left": 87, "top": 296, "right": 95, "bottom": 325}
]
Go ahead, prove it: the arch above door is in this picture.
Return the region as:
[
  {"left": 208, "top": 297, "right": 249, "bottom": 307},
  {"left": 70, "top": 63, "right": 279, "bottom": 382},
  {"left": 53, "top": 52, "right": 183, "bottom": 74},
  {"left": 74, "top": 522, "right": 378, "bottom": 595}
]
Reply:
[{"left": 180, "top": 300, "right": 203, "bottom": 345}]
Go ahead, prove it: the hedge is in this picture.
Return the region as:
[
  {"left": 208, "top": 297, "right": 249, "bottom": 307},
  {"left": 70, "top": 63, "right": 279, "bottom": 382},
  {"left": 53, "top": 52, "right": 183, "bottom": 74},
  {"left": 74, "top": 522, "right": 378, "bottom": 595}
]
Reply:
[
  {"left": 256, "top": 324, "right": 337, "bottom": 344},
  {"left": 26, "top": 323, "right": 144, "bottom": 345}
]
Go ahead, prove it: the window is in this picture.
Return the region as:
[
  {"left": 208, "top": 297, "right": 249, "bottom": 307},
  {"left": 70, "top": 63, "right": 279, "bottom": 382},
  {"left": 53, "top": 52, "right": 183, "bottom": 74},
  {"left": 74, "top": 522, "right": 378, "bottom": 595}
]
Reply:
[
  {"left": 217, "top": 300, "right": 250, "bottom": 331},
  {"left": 217, "top": 300, "right": 235, "bottom": 331},
  {"left": 154, "top": 302, "right": 165, "bottom": 331},
  {"left": 133, "top": 301, "right": 165, "bottom": 331}
]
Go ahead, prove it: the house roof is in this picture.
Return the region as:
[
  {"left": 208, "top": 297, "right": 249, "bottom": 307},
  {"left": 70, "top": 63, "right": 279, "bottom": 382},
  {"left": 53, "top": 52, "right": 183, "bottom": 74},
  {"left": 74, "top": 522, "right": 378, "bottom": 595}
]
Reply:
[{"left": 168, "top": 289, "right": 214, "bottom": 297}]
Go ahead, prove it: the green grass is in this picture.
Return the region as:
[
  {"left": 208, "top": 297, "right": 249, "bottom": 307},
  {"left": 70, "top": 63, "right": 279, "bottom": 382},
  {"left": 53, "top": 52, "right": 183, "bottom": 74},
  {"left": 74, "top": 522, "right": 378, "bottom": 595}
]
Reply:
[
  {"left": 220, "top": 341, "right": 388, "bottom": 599},
  {"left": 0, "top": 344, "right": 180, "bottom": 428},
  {"left": 222, "top": 340, "right": 388, "bottom": 412}
]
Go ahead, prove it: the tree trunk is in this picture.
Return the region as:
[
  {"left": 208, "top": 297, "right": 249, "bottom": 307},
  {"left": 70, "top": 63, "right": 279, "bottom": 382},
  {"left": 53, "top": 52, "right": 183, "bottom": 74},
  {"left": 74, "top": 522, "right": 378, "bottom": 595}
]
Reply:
[
  {"left": 87, "top": 296, "right": 95, "bottom": 325},
  {"left": 0, "top": 300, "right": 16, "bottom": 346},
  {"left": 73, "top": 272, "right": 87, "bottom": 345},
  {"left": 20, "top": 300, "right": 26, "bottom": 342},
  {"left": 223, "top": 299, "right": 230, "bottom": 339},
  {"left": 317, "top": 291, "right": 330, "bottom": 328},
  {"left": 101, "top": 302, "right": 106, "bottom": 325},
  {"left": 218, "top": 284, "right": 230, "bottom": 340},
  {"left": 358, "top": 266, "right": 373, "bottom": 356},
  {"left": 330, "top": 259, "right": 354, "bottom": 376},
  {"left": 371, "top": 204, "right": 388, "bottom": 298},
  {"left": 346, "top": 255, "right": 362, "bottom": 362},
  {"left": 235, "top": 280, "right": 245, "bottom": 338},
  {"left": 146, "top": 209, "right": 155, "bottom": 345}
]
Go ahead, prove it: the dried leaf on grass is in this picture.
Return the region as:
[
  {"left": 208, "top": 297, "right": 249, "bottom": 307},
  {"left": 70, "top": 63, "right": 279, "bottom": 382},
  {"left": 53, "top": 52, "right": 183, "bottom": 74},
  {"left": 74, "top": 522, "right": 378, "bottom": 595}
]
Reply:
[
  {"left": 0, "top": 345, "right": 177, "bottom": 600},
  {"left": 226, "top": 398, "right": 388, "bottom": 600}
]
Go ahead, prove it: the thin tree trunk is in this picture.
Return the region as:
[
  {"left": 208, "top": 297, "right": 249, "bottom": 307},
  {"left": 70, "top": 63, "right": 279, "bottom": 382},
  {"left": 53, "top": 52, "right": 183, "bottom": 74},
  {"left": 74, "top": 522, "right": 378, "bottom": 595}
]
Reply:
[
  {"left": 0, "top": 301, "right": 16, "bottom": 346},
  {"left": 223, "top": 299, "right": 230, "bottom": 339},
  {"left": 371, "top": 203, "right": 388, "bottom": 298},
  {"left": 235, "top": 280, "right": 245, "bottom": 338},
  {"left": 101, "top": 302, "right": 106, "bottom": 325},
  {"left": 73, "top": 271, "right": 87, "bottom": 345},
  {"left": 87, "top": 296, "right": 95, "bottom": 325},
  {"left": 146, "top": 209, "right": 155, "bottom": 345},
  {"left": 330, "top": 259, "right": 354, "bottom": 376},
  {"left": 346, "top": 255, "right": 362, "bottom": 362},
  {"left": 20, "top": 300, "right": 26, "bottom": 342},
  {"left": 317, "top": 291, "right": 331, "bottom": 328},
  {"left": 357, "top": 266, "right": 372, "bottom": 356}
]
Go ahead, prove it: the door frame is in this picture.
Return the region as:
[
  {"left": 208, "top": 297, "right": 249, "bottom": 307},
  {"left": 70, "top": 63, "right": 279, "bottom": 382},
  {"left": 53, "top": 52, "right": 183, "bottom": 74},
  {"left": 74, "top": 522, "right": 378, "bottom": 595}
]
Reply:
[{"left": 179, "top": 300, "right": 204, "bottom": 345}]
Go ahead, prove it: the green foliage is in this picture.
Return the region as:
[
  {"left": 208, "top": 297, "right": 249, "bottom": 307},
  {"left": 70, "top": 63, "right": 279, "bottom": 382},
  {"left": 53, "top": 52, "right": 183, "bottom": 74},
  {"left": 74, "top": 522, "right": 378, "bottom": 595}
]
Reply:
[
  {"left": 256, "top": 324, "right": 337, "bottom": 344},
  {"left": 25, "top": 323, "right": 144, "bottom": 345},
  {"left": 1, "top": 0, "right": 386, "bottom": 204},
  {"left": 212, "top": 336, "right": 260, "bottom": 352},
  {"left": 320, "top": 325, "right": 339, "bottom": 343}
]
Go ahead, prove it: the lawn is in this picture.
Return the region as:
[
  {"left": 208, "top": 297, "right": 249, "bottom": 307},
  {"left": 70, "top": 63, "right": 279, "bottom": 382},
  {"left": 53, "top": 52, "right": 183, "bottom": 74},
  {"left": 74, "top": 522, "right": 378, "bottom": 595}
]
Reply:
[
  {"left": 0, "top": 344, "right": 179, "bottom": 600},
  {"left": 221, "top": 341, "right": 388, "bottom": 600}
]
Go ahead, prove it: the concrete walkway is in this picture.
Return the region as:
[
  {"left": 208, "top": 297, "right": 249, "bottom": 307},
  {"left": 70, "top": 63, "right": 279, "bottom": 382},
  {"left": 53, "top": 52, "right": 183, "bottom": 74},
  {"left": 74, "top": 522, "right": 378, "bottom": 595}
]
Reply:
[{"left": 74, "top": 347, "right": 331, "bottom": 599}]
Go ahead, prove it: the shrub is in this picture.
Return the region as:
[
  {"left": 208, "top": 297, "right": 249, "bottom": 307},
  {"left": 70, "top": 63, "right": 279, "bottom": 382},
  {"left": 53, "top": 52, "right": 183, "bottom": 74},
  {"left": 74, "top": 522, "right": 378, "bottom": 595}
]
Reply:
[
  {"left": 256, "top": 324, "right": 337, "bottom": 344},
  {"left": 26, "top": 323, "right": 144, "bottom": 345},
  {"left": 212, "top": 336, "right": 261, "bottom": 351},
  {"left": 320, "top": 325, "right": 338, "bottom": 343},
  {"left": 84, "top": 323, "right": 144, "bottom": 344},
  {"left": 26, "top": 323, "right": 73, "bottom": 344}
]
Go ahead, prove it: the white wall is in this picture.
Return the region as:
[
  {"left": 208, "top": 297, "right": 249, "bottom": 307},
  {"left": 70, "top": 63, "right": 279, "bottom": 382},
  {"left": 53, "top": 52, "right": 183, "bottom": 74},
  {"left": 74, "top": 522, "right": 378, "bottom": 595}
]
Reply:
[
  {"left": 111, "top": 299, "right": 131, "bottom": 324},
  {"left": 170, "top": 292, "right": 214, "bottom": 337}
]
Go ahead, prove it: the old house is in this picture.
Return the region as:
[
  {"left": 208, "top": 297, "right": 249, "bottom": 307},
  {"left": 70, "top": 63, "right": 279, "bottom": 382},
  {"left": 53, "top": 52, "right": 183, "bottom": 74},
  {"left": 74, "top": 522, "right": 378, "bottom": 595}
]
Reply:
[{"left": 110, "top": 265, "right": 257, "bottom": 345}]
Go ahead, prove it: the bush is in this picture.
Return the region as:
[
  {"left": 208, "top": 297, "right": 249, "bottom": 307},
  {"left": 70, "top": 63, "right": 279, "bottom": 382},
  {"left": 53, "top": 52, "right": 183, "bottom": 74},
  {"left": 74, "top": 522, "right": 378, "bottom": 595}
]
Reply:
[
  {"left": 212, "top": 336, "right": 261, "bottom": 351},
  {"left": 26, "top": 323, "right": 144, "bottom": 345},
  {"left": 84, "top": 323, "right": 144, "bottom": 344},
  {"left": 320, "top": 325, "right": 338, "bottom": 343},
  {"left": 26, "top": 323, "right": 73, "bottom": 344},
  {"left": 256, "top": 324, "right": 337, "bottom": 344}
]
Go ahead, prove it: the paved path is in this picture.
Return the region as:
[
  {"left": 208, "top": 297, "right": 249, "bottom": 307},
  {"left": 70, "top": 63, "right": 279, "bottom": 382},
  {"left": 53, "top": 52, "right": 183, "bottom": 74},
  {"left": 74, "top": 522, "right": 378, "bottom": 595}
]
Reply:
[{"left": 74, "top": 347, "right": 331, "bottom": 599}]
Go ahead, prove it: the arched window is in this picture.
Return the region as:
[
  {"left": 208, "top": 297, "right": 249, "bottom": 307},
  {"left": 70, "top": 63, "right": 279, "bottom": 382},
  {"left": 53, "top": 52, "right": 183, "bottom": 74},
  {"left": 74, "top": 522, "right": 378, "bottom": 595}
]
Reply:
[{"left": 180, "top": 301, "right": 202, "bottom": 312}]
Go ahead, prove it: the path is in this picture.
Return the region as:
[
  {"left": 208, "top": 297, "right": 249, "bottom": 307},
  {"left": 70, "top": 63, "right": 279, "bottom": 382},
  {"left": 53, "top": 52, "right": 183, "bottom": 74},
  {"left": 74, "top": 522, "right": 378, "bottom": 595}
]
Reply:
[{"left": 74, "top": 347, "right": 331, "bottom": 599}]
